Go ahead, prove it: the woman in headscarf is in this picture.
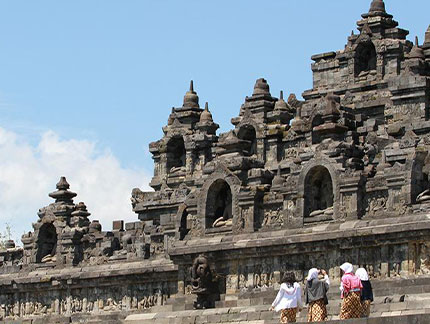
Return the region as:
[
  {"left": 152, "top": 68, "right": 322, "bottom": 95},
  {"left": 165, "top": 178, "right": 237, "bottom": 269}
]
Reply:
[
  {"left": 356, "top": 268, "right": 373, "bottom": 317},
  {"left": 305, "top": 268, "right": 330, "bottom": 322},
  {"left": 270, "top": 272, "right": 303, "bottom": 323},
  {"left": 339, "top": 262, "right": 363, "bottom": 319}
]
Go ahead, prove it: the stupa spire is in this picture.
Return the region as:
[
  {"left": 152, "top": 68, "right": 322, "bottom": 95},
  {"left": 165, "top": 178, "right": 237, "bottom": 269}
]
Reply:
[
  {"left": 49, "top": 176, "right": 77, "bottom": 203},
  {"left": 409, "top": 36, "right": 425, "bottom": 60},
  {"left": 253, "top": 78, "right": 270, "bottom": 96},
  {"left": 199, "top": 102, "right": 213, "bottom": 123},
  {"left": 182, "top": 80, "right": 199, "bottom": 108},
  {"left": 274, "top": 90, "right": 288, "bottom": 111},
  {"left": 362, "top": 0, "right": 392, "bottom": 20},
  {"left": 369, "top": 0, "right": 386, "bottom": 14},
  {"left": 424, "top": 25, "right": 430, "bottom": 45}
]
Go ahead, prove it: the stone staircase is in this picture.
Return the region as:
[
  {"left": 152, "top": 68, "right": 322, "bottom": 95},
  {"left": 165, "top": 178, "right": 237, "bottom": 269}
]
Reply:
[{"left": 124, "top": 277, "right": 430, "bottom": 323}]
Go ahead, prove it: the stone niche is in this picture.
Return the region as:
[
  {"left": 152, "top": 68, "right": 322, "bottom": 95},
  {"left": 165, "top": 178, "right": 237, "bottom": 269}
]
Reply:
[
  {"left": 35, "top": 223, "right": 57, "bottom": 263},
  {"left": 354, "top": 40, "right": 377, "bottom": 77},
  {"left": 303, "top": 165, "right": 334, "bottom": 222},
  {"left": 166, "top": 136, "right": 186, "bottom": 174},
  {"left": 236, "top": 124, "right": 257, "bottom": 156},
  {"left": 206, "top": 179, "right": 233, "bottom": 229}
]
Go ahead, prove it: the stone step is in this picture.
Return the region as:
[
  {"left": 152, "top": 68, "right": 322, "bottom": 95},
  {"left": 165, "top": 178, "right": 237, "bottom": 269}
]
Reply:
[
  {"left": 213, "top": 289, "right": 430, "bottom": 310},
  {"left": 239, "top": 284, "right": 430, "bottom": 302},
  {"left": 163, "top": 286, "right": 430, "bottom": 314},
  {"left": 124, "top": 306, "right": 430, "bottom": 324},
  {"left": 226, "top": 282, "right": 430, "bottom": 308},
  {"left": 158, "top": 293, "right": 430, "bottom": 323},
  {"left": 162, "top": 276, "right": 430, "bottom": 311},
  {"left": 264, "top": 313, "right": 430, "bottom": 324},
  {"left": 238, "top": 276, "right": 430, "bottom": 300},
  {"left": 133, "top": 276, "right": 430, "bottom": 322}
]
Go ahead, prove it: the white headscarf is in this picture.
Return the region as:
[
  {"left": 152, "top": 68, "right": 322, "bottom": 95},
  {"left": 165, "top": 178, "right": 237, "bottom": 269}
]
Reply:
[
  {"left": 356, "top": 268, "right": 369, "bottom": 281},
  {"left": 307, "top": 268, "right": 319, "bottom": 281},
  {"left": 340, "top": 262, "right": 353, "bottom": 274}
]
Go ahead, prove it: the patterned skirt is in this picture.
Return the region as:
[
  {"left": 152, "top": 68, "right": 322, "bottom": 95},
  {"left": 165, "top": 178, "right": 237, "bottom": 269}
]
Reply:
[
  {"left": 280, "top": 307, "right": 297, "bottom": 323},
  {"left": 361, "top": 299, "right": 371, "bottom": 317},
  {"left": 340, "top": 291, "right": 363, "bottom": 319},
  {"left": 307, "top": 298, "right": 327, "bottom": 322}
]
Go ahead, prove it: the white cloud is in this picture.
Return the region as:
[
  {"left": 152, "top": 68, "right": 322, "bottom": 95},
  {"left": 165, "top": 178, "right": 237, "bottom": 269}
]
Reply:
[{"left": 0, "top": 127, "right": 152, "bottom": 244}]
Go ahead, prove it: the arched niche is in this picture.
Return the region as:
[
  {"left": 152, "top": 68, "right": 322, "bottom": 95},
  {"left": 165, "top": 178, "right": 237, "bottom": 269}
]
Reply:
[
  {"left": 166, "top": 136, "right": 186, "bottom": 173},
  {"left": 355, "top": 41, "right": 377, "bottom": 76},
  {"left": 36, "top": 223, "right": 57, "bottom": 263},
  {"left": 237, "top": 124, "right": 257, "bottom": 156},
  {"left": 303, "top": 165, "right": 334, "bottom": 222},
  {"left": 205, "top": 179, "right": 233, "bottom": 229},
  {"left": 411, "top": 151, "right": 430, "bottom": 204},
  {"left": 179, "top": 207, "right": 189, "bottom": 240}
]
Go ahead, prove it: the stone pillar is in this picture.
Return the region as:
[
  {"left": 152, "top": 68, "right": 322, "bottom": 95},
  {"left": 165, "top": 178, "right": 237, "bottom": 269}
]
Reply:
[
  {"left": 266, "top": 138, "right": 279, "bottom": 164},
  {"left": 185, "top": 150, "right": 193, "bottom": 177},
  {"left": 338, "top": 173, "right": 363, "bottom": 220},
  {"left": 386, "top": 173, "right": 407, "bottom": 216},
  {"left": 348, "top": 58, "right": 355, "bottom": 83},
  {"left": 177, "top": 267, "right": 185, "bottom": 295},
  {"left": 226, "top": 261, "right": 239, "bottom": 295},
  {"left": 256, "top": 138, "right": 265, "bottom": 161},
  {"left": 153, "top": 155, "right": 161, "bottom": 177},
  {"left": 376, "top": 51, "right": 385, "bottom": 79},
  {"left": 160, "top": 154, "right": 167, "bottom": 177},
  {"left": 284, "top": 194, "right": 301, "bottom": 229},
  {"left": 291, "top": 194, "right": 305, "bottom": 229},
  {"left": 272, "top": 256, "right": 281, "bottom": 289},
  {"left": 237, "top": 189, "right": 263, "bottom": 233},
  {"left": 247, "top": 259, "right": 254, "bottom": 290}
]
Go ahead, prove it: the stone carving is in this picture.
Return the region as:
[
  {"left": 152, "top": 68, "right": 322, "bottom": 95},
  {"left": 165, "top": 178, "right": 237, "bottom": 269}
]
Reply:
[
  {"left": 131, "top": 188, "right": 146, "bottom": 209},
  {"left": 366, "top": 192, "right": 388, "bottom": 216},
  {"left": 419, "top": 242, "right": 430, "bottom": 275},
  {"left": 262, "top": 207, "right": 283, "bottom": 227},
  {"left": 417, "top": 189, "right": 430, "bottom": 203},
  {"left": 0, "top": 289, "right": 170, "bottom": 319},
  {"left": 191, "top": 255, "right": 216, "bottom": 309}
]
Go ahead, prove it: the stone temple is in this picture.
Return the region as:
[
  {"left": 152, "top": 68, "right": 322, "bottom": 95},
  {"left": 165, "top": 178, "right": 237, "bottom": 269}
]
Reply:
[{"left": 1, "top": 1, "right": 430, "bottom": 323}]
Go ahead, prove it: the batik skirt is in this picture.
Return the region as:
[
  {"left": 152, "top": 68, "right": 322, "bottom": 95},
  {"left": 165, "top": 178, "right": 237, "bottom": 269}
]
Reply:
[
  {"left": 361, "top": 299, "right": 371, "bottom": 317},
  {"left": 280, "top": 307, "right": 297, "bottom": 323},
  {"left": 307, "top": 298, "right": 327, "bottom": 322},
  {"left": 340, "top": 291, "right": 363, "bottom": 319}
]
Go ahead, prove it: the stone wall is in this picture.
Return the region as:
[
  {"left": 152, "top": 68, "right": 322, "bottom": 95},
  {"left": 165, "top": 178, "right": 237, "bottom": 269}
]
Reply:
[
  {"left": 0, "top": 260, "right": 177, "bottom": 320},
  {"left": 170, "top": 215, "right": 430, "bottom": 296}
]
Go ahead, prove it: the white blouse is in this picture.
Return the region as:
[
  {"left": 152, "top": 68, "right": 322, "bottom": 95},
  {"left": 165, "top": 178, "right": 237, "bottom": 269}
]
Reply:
[{"left": 271, "top": 282, "right": 303, "bottom": 312}]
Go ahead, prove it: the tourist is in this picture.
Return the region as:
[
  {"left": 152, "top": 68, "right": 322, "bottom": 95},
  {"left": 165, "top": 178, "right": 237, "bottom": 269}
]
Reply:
[
  {"left": 356, "top": 268, "right": 373, "bottom": 317},
  {"left": 339, "top": 262, "right": 363, "bottom": 319},
  {"left": 305, "top": 268, "right": 330, "bottom": 322},
  {"left": 270, "top": 272, "right": 303, "bottom": 323}
]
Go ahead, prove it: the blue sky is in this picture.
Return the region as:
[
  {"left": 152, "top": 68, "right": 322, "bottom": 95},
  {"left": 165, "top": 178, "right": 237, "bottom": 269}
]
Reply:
[{"left": 0, "top": 0, "right": 429, "bottom": 240}]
